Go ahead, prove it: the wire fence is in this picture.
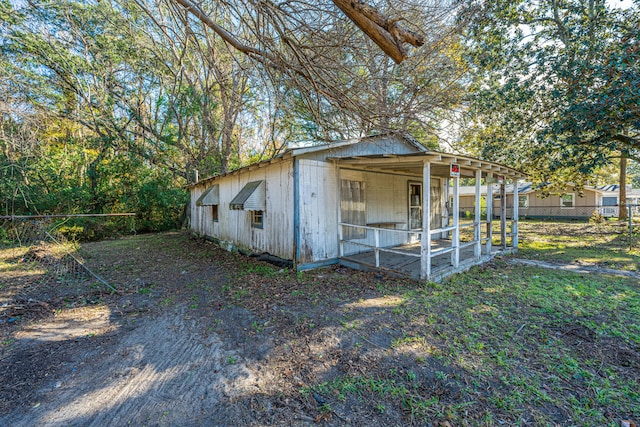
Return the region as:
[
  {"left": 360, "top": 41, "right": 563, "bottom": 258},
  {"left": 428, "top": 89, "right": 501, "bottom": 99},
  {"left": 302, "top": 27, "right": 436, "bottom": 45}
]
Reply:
[
  {"left": 456, "top": 205, "right": 640, "bottom": 252},
  {"left": 0, "top": 214, "right": 134, "bottom": 323},
  {"left": 458, "top": 204, "right": 640, "bottom": 221}
]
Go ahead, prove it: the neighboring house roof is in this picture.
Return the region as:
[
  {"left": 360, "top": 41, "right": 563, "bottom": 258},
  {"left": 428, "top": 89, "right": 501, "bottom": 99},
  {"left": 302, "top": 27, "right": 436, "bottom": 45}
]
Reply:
[
  {"left": 597, "top": 184, "right": 620, "bottom": 192},
  {"left": 596, "top": 185, "right": 640, "bottom": 198},
  {"left": 459, "top": 182, "right": 535, "bottom": 196},
  {"left": 459, "top": 182, "right": 607, "bottom": 197}
]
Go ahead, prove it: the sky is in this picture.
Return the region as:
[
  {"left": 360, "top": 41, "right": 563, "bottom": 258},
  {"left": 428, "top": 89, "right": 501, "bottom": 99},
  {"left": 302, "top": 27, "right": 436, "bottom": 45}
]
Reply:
[{"left": 607, "top": 0, "right": 636, "bottom": 8}]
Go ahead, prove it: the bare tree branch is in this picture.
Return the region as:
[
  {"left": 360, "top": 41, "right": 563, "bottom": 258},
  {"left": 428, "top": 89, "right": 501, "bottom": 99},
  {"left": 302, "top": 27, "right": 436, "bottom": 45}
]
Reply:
[{"left": 332, "top": 0, "right": 424, "bottom": 63}]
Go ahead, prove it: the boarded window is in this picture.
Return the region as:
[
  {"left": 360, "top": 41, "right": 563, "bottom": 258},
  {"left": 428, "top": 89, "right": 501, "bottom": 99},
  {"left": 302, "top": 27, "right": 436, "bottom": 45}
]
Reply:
[
  {"left": 211, "top": 205, "right": 219, "bottom": 221},
  {"left": 340, "top": 180, "right": 366, "bottom": 239}
]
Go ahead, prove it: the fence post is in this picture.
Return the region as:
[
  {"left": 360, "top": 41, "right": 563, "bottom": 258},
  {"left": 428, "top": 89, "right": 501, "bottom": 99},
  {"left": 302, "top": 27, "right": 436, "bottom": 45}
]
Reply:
[
  {"left": 374, "top": 228, "right": 380, "bottom": 267},
  {"left": 629, "top": 203, "right": 633, "bottom": 252}
]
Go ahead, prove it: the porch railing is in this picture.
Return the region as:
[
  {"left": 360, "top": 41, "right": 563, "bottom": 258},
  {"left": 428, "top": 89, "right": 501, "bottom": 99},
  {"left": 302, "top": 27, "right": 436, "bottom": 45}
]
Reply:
[
  {"left": 338, "top": 224, "right": 421, "bottom": 268},
  {"left": 339, "top": 220, "right": 517, "bottom": 278}
]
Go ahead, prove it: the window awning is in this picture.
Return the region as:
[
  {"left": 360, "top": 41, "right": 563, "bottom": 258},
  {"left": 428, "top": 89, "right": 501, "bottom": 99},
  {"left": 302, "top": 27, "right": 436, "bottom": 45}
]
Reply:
[
  {"left": 195, "top": 184, "right": 219, "bottom": 206},
  {"left": 230, "top": 180, "right": 265, "bottom": 211}
]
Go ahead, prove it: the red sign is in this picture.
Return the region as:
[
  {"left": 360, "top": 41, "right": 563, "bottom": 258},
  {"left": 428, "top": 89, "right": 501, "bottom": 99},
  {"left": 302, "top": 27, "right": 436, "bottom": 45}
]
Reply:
[
  {"left": 497, "top": 175, "right": 504, "bottom": 185},
  {"left": 450, "top": 163, "right": 460, "bottom": 177}
]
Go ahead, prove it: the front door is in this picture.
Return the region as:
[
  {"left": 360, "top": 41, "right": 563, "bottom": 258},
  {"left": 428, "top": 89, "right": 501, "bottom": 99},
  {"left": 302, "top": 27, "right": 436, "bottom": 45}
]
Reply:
[
  {"left": 409, "top": 179, "right": 442, "bottom": 231},
  {"left": 409, "top": 182, "right": 422, "bottom": 230}
]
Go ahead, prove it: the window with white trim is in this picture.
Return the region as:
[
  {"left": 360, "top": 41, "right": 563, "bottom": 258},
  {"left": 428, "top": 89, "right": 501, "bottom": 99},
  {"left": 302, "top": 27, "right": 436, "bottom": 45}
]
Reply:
[
  {"left": 560, "top": 193, "right": 575, "bottom": 209},
  {"left": 518, "top": 195, "right": 529, "bottom": 209}
]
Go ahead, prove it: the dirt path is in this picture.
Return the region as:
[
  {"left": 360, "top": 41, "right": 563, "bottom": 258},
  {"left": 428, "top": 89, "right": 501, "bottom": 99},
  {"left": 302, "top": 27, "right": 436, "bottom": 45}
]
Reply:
[
  {"left": 0, "top": 234, "right": 276, "bottom": 426},
  {"left": 2, "top": 305, "right": 263, "bottom": 426}
]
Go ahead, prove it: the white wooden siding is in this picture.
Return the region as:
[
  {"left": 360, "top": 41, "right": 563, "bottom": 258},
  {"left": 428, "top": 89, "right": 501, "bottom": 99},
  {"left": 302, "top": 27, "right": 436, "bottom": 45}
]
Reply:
[
  {"left": 190, "top": 159, "right": 294, "bottom": 259},
  {"left": 296, "top": 159, "right": 339, "bottom": 263}
]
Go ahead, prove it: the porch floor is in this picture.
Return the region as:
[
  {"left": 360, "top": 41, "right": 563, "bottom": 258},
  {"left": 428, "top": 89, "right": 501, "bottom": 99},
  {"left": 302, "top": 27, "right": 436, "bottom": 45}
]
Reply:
[{"left": 340, "top": 240, "right": 503, "bottom": 281}]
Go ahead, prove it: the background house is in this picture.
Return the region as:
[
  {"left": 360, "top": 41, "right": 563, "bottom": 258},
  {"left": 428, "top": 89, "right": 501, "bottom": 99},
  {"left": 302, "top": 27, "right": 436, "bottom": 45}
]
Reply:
[
  {"left": 460, "top": 183, "right": 640, "bottom": 219},
  {"left": 189, "top": 134, "right": 524, "bottom": 281}
]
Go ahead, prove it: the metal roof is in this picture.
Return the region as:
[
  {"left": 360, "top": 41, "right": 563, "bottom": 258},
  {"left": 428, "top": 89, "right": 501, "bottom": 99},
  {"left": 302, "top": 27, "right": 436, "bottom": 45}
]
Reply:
[
  {"left": 195, "top": 184, "right": 219, "bottom": 206},
  {"left": 229, "top": 181, "right": 265, "bottom": 211},
  {"left": 188, "top": 134, "right": 526, "bottom": 188}
]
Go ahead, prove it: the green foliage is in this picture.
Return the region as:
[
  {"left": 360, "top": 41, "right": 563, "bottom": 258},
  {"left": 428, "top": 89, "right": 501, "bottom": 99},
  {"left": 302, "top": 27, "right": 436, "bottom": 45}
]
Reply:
[{"left": 460, "top": 0, "right": 639, "bottom": 189}]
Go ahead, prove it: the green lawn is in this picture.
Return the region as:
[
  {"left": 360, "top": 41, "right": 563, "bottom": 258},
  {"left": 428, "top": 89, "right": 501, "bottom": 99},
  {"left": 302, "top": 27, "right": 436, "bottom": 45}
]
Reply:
[{"left": 517, "top": 220, "right": 640, "bottom": 271}]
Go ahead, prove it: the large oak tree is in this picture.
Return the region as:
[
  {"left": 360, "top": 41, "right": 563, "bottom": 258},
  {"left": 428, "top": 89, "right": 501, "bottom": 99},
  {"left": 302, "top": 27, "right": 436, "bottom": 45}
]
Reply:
[{"left": 459, "top": 0, "right": 639, "bottom": 208}]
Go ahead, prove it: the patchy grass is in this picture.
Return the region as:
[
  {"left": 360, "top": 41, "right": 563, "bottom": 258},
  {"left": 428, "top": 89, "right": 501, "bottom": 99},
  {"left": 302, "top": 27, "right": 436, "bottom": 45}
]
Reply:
[
  {"left": 517, "top": 220, "right": 640, "bottom": 271},
  {"left": 305, "top": 262, "right": 636, "bottom": 426},
  {"left": 224, "top": 224, "right": 639, "bottom": 426},
  {"left": 2, "top": 230, "right": 638, "bottom": 426}
]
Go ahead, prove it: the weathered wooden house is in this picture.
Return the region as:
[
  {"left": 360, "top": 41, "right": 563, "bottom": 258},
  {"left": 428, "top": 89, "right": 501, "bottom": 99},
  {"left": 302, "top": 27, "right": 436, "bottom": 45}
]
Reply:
[{"left": 189, "top": 135, "right": 525, "bottom": 281}]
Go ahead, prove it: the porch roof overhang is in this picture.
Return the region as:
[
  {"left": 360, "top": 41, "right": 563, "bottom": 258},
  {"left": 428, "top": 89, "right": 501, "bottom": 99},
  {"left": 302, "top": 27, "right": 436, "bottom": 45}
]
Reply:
[{"left": 328, "top": 152, "right": 526, "bottom": 180}]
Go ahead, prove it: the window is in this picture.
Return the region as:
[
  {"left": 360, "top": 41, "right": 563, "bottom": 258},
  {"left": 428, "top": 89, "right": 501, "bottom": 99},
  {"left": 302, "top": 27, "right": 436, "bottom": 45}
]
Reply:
[
  {"left": 251, "top": 210, "right": 264, "bottom": 229},
  {"left": 518, "top": 195, "right": 529, "bottom": 209},
  {"left": 211, "top": 205, "right": 219, "bottom": 221},
  {"left": 560, "top": 193, "right": 575, "bottom": 209},
  {"left": 340, "top": 179, "right": 366, "bottom": 239},
  {"left": 602, "top": 196, "right": 617, "bottom": 206}
]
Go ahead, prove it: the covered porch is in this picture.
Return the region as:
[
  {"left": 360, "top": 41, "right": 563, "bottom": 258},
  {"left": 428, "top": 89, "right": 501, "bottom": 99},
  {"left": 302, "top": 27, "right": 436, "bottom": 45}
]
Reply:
[{"left": 330, "top": 152, "right": 526, "bottom": 282}]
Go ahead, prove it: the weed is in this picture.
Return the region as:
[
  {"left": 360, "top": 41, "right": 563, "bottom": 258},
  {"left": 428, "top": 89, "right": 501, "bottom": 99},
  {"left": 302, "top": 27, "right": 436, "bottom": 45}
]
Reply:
[
  {"left": 226, "top": 356, "right": 238, "bottom": 364},
  {"left": 251, "top": 320, "right": 264, "bottom": 333},
  {"left": 319, "top": 403, "right": 332, "bottom": 414}
]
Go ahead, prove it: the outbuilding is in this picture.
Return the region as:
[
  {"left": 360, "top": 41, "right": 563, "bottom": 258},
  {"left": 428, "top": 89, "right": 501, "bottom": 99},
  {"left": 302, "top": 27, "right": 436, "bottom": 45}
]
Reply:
[{"left": 189, "top": 134, "right": 525, "bottom": 281}]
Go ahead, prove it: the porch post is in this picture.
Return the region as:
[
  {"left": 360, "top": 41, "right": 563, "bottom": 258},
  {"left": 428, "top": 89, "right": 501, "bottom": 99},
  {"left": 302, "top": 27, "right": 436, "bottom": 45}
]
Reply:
[
  {"left": 513, "top": 178, "right": 519, "bottom": 248},
  {"left": 500, "top": 180, "right": 507, "bottom": 249},
  {"left": 486, "top": 173, "right": 493, "bottom": 254},
  {"left": 420, "top": 161, "right": 431, "bottom": 280},
  {"left": 337, "top": 166, "right": 343, "bottom": 257},
  {"left": 474, "top": 169, "right": 482, "bottom": 258},
  {"left": 452, "top": 173, "right": 460, "bottom": 268}
]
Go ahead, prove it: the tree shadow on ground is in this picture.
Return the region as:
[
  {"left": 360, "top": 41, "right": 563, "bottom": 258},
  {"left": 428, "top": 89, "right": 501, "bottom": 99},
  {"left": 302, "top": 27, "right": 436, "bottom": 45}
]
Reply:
[{"left": 1, "top": 232, "right": 638, "bottom": 426}]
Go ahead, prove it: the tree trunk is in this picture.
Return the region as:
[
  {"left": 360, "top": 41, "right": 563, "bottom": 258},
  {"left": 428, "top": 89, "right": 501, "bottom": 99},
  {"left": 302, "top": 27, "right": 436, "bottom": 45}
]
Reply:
[{"left": 619, "top": 154, "right": 627, "bottom": 220}]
